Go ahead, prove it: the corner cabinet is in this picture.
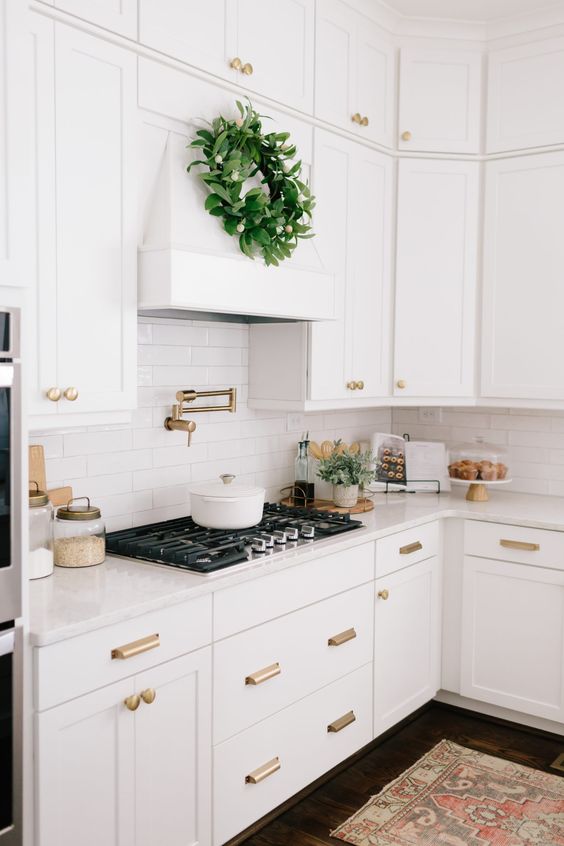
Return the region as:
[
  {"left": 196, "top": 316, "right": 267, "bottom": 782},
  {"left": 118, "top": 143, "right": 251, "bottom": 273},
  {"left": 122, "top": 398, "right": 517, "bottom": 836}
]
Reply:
[{"left": 28, "top": 19, "right": 137, "bottom": 425}]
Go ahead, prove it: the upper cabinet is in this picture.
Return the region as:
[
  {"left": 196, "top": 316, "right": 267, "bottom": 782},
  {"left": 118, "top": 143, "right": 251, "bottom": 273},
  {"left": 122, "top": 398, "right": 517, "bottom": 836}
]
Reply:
[
  {"left": 394, "top": 159, "right": 479, "bottom": 398},
  {"left": 482, "top": 152, "right": 564, "bottom": 401},
  {"left": 139, "top": 0, "right": 314, "bottom": 114},
  {"left": 398, "top": 48, "right": 482, "bottom": 154},
  {"left": 52, "top": 0, "right": 137, "bottom": 37},
  {"left": 487, "top": 38, "right": 564, "bottom": 153},
  {"left": 315, "top": 0, "right": 396, "bottom": 148}
]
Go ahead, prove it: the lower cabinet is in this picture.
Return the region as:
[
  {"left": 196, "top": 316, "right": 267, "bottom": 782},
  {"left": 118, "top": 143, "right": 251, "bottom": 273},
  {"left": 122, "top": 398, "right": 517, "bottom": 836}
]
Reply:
[
  {"left": 461, "top": 556, "right": 564, "bottom": 722},
  {"left": 35, "top": 647, "right": 212, "bottom": 846},
  {"left": 373, "top": 556, "right": 441, "bottom": 736}
]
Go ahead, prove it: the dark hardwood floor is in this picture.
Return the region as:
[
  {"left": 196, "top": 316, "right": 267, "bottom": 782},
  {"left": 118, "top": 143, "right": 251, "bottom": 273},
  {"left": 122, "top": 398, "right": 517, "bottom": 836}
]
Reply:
[{"left": 241, "top": 703, "right": 564, "bottom": 846}]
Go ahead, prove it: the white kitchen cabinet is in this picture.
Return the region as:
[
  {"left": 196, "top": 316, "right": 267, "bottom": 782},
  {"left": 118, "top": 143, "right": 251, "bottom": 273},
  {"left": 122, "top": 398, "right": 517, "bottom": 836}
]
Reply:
[
  {"left": 51, "top": 0, "right": 137, "bottom": 38},
  {"left": 393, "top": 158, "right": 479, "bottom": 398},
  {"left": 36, "top": 647, "right": 212, "bottom": 846},
  {"left": 315, "top": 0, "right": 395, "bottom": 148},
  {"left": 482, "top": 152, "right": 564, "bottom": 401},
  {"left": 487, "top": 38, "right": 564, "bottom": 153},
  {"left": 29, "top": 21, "right": 137, "bottom": 424},
  {"left": 398, "top": 48, "right": 482, "bottom": 153},
  {"left": 373, "top": 557, "right": 441, "bottom": 736},
  {"left": 461, "top": 556, "right": 564, "bottom": 722}
]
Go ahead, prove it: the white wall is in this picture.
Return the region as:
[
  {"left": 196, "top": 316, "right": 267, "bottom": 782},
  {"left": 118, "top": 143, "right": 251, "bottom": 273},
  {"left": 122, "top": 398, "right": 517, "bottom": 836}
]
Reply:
[{"left": 29, "top": 318, "right": 391, "bottom": 531}]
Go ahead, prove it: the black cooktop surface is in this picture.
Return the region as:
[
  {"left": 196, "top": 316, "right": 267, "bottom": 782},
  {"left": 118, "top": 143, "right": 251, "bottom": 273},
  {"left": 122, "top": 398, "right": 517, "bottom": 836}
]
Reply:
[{"left": 106, "top": 503, "right": 364, "bottom": 575}]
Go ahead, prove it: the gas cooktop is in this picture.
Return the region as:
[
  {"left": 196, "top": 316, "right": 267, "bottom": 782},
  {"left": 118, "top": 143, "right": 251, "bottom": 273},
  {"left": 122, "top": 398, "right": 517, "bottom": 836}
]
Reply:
[{"left": 106, "top": 503, "right": 364, "bottom": 575}]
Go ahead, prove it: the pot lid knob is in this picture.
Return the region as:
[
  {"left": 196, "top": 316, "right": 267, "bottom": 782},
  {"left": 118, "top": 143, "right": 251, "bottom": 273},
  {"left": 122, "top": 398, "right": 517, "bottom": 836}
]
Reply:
[{"left": 220, "top": 474, "right": 236, "bottom": 485}]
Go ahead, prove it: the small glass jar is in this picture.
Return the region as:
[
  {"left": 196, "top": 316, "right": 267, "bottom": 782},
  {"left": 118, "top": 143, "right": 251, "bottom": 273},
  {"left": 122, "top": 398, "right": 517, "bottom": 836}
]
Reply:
[
  {"left": 29, "top": 482, "right": 54, "bottom": 580},
  {"left": 54, "top": 497, "right": 106, "bottom": 568},
  {"left": 448, "top": 437, "right": 510, "bottom": 482}
]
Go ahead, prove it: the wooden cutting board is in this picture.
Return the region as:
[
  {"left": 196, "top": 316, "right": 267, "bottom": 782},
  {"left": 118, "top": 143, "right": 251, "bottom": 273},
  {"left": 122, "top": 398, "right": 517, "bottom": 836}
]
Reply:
[{"left": 29, "top": 445, "right": 73, "bottom": 506}]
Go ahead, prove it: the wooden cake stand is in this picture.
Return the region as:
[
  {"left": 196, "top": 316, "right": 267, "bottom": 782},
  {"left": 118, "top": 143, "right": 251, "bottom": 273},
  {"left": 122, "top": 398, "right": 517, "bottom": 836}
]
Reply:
[{"left": 451, "top": 478, "right": 512, "bottom": 502}]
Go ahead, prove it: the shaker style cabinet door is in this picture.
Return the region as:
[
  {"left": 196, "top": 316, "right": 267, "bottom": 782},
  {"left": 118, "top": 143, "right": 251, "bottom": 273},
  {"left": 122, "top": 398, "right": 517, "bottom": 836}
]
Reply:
[
  {"left": 393, "top": 159, "right": 479, "bottom": 398},
  {"left": 52, "top": 0, "right": 137, "bottom": 37},
  {"left": 398, "top": 48, "right": 482, "bottom": 153},
  {"left": 461, "top": 557, "right": 564, "bottom": 722},
  {"left": 481, "top": 152, "right": 564, "bottom": 401},
  {"left": 487, "top": 38, "right": 564, "bottom": 153}
]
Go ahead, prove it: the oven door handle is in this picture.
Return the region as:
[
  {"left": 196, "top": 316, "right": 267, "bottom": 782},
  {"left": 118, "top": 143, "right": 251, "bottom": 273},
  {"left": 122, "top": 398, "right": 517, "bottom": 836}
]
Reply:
[{"left": 0, "top": 629, "right": 15, "bottom": 657}]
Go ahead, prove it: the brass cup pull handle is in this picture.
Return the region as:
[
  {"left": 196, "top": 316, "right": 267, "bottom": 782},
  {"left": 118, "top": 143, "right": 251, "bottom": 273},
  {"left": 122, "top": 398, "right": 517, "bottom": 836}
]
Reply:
[
  {"left": 377, "top": 589, "right": 389, "bottom": 600},
  {"left": 230, "top": 56, "right": 242, "bottom": 71},
  {"left": 351, "top": 112, "right": 362, "bottom": 124},
  {"left": 63, "top": 386, "right": 79, "bottom": 401},
  {"left": 124, "top": 694, "right": 141, "bottom": 712},
  {"left": 328, "top": 627, "right": 357, "bottom": 647},
  {"left": 140, "top": 688, "right": 156, "bottom": 705},
  {"left": 401, "top": 130, "right": 412, "bottom": 141},
  {"left": 360, "top": 116, "right": 369, "bottom": 126},
  {"left": 400, "top": 541, "right": 422, "bottom": 555},
  {"left": 111, "top": 633, "right": 160, "bottom": 660},
  {"left": 346, "top": 381, "right": 357, "bottom": 390},
  {"left": 500, "top": 539, "right": 540, "bottom": 551},
  {"left": 242, "top": 62, "right": 253, "bottom": 75},
  {"left": 245, "top": 662, "right": 281, "bottom": 686},
  {"left": 46, "top": 387, "right": 62, "bottom": 402},
  {"left": 245, "top": 757, "right": 280, "bottom": 784},
  {"left": 328, "top": 710, "right": 356, "bottom": 733}
]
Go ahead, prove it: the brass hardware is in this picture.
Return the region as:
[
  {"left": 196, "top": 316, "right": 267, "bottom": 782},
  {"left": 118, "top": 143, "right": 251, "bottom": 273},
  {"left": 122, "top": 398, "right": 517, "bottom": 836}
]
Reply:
[
  {"left": 355, "top": 380, "right": 364, "bottom": 390},
  {"left": 175, "top": 387, "right": 237, "bottom": 413},
  {"left": 400, "top": 541, "right": 422, "bottom": 555},
  {"left": 63, "top": 386, "right": 79, "bottom": 401},
  {"left": 377, "top": 589, "right": 389, "bottom": 600},
  {"left": 46, "top": 387, "right": 62, "bottom": 402},
  {"left": 328, "top": 627, "right": 357, "bottom": 647},
  {"left": 245, "top": 662, "right": 281, "bottom": 686},
  {"left": 111, "top": 633, "right": 160, "bottom": 660},
  {"left": 245, "top": 757, "right": 280, "bottom": 784},
  {"left": 242, "top": 62, "right": 253, "bottom": 75},
  {"left": 327, "top": 710, "right": 356, "bottom": 733},
  {"left": 164, "top": 409, "right": 196, "bottom": 446},
  {"left": 57, "top": 496, "right": 101, "bottom": 521},
  {"left": 500, "top": 539, "right": 540, "bottom": 552},
  {"left": 140, "top": 688, "right": 156, "bottom": 705},
  {"left": 360, "top": 116, "right": 369, "bottom": 126},
  {"left": 347, "top": 381, "right": 357, "bottom": 390},
  {"left": 401, "top": 131, "right": 412, "bottom": 141},
  {"left": 124, "top": 694, "right": 141, "bottom": 712},
  {"left": 396, "top": 379, "right": 407, "bottom": 389},
  {"left": 351, "top": 113, "right": 362, "bottom": 124},
  {"left": 230, "top": 57, "right": 243, "bottom": 70}
]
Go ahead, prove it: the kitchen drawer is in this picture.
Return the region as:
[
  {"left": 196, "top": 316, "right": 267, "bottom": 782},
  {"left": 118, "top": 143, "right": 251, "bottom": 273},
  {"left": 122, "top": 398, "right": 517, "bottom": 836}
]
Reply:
[
  {"left": 375, "top": 522, "right": 439, "bottom": 578},
  {"left": 464, "top": 521, "right": 564, "bottom": 570},
  {"left": 214, "top": 583, "right": 373, "bottom": 743},
  {"left": 213, "top": 662, "right": 372, "bottom": 846},
  {"left": 35, "top": 595, "right": 212, "bottom": 711},
  {"left": 214, "top": 541, "right": 374, "bottom": 640}
]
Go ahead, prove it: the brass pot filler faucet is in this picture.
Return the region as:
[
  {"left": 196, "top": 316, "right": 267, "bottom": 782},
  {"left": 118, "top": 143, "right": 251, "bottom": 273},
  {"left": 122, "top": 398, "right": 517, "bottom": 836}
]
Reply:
[{"left": 164, "top": 387, "right": 237, "bottom": 446}]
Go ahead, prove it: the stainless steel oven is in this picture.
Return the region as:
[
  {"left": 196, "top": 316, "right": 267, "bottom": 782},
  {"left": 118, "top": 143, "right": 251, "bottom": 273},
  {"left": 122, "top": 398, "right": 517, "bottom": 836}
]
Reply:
[{"left": 0, "top": 624, "right": 21, "bottom": 846}]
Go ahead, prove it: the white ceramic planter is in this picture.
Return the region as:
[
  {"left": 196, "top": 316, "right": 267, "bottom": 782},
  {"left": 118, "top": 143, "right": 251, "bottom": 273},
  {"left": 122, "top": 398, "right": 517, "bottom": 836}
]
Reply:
[
  {"left": 190, "top": 474, "right": 265, "bottom": 529},
  {"left": 333, "top": 484, "right": 359, "bottom": 508}
]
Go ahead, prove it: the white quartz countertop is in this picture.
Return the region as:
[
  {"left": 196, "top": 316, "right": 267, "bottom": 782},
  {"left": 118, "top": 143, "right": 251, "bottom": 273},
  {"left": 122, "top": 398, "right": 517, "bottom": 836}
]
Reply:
[{"left": 29, "top": 489, "right": 564, "bottom": 646}]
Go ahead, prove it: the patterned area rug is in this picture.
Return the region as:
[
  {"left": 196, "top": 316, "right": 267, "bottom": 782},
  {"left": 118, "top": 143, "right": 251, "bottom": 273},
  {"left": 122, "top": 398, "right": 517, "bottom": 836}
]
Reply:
[{"left": 330, "top": 739, "right": 564, "bottom": 845}]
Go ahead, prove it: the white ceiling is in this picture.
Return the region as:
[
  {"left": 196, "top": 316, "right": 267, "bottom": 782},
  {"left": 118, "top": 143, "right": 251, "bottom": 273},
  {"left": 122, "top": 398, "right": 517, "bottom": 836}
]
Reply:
[{"left": 381, "top": 0, "right": 563, "bottom": 21}]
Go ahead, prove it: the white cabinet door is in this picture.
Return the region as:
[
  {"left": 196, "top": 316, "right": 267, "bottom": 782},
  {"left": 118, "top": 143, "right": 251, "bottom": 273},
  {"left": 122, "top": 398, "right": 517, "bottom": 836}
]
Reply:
[
  {"left": 394, "top": 159, "right": 479, "bottom": 398},
  {"left": 482, "top": 152, "right": 564, "bottom": 401},
  {"left": 36, "top": 678, "right": 136, "bottom": 846},
  {"left": 487, "top": 38, "right": 564, "bottom": 153},
  {"left": 398, "top": 48, "right": 482, "bottom": 153},
  {"left": 374, "top": 557, "right": 441, "bottom": 736},
  {"left": 461, "top": 557, "right": 564, "bottom": 721},
  {"left": 233, "top": 0, "right": 314, "bottom": 113},
  {"left": 53, "top": 0, "right": 137, "bottom": 38},
  {"left": 315, "top": 0, "right": 395, "bottom": 147},
  {"left": 135, "top": 649, "right": 212, "bottom": 846}
]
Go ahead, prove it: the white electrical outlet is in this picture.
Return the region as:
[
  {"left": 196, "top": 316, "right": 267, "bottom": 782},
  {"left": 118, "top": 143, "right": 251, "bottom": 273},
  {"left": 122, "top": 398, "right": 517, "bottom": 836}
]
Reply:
[
  {"left": 286, "top": 412, "right": 305, "bottom": 432},
  {"left": 418, "top": 407, "right": 443, "bottom": 424}
]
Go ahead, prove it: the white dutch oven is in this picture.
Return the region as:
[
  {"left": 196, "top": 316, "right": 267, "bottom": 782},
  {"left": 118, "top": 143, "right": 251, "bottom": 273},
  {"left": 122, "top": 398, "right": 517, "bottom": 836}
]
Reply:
[{"left": 190, "top": 474, "right": 265, "bottom": 529}]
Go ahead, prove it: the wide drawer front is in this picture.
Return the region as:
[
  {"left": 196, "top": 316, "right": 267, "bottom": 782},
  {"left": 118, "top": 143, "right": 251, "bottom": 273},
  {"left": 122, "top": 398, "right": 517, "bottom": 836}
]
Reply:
[
  {"left": 214, "top": 583, "right": 373, "bottom": 743},
  {"left": 214, "top": 541, "right": 375, "bottom": 640},
  {"left": 213, "top": 662, "right": 372, "bottom": 846},
  {"left": 464, "top": 521, "right": 564, "bottom": 569},
  {"left": 35, "top": 595, "right": 212, "bottom": 711},
  {"left": 375, "top": 521, "right": 439, "bottom": 579}
]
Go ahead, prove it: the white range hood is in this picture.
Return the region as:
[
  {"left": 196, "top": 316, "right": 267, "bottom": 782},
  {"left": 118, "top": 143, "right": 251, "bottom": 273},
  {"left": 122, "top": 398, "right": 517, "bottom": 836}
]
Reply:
[{"left": 138, "top": 134, "right": 335, "bottom": 322}]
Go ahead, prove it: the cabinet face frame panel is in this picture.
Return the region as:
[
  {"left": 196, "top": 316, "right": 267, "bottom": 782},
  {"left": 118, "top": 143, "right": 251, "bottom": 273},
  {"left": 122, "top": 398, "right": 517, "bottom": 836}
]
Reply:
[{"left": 52, "top": 0, "right": 138, "bottom": 38}]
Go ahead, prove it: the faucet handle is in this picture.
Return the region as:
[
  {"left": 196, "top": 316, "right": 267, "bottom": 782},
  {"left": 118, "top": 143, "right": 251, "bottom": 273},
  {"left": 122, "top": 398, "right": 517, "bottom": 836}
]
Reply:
[{"left": 186, "top": 420, "right": 196, "bottom": 446}]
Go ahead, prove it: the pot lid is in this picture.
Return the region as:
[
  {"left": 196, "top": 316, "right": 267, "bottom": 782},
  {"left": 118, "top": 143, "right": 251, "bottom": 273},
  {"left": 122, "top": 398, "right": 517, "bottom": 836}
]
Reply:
[
  {"left": 191, "top": 474, "right": 265, "bottom": 499},
  {"left": 29, "top": 480, "right": 49, "bottom": 507}
]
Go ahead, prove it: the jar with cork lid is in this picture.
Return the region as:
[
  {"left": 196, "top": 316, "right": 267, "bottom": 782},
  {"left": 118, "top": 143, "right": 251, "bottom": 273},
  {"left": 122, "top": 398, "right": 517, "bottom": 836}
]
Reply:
[{"left": 54, "top": 497, "right": 106, "bottom": 568}]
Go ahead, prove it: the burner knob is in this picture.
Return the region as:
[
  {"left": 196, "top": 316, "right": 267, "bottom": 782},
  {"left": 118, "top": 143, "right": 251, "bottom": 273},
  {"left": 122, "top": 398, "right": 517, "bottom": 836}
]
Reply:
[
  {"left": 261, "top": 534, "right": 275, "bottom": 548},
  {"left": 251, "top": 537, "right": 267, "bottom": 553},
  {"left": 285, "top": 526, "right": 299, "bottom": 541},
  {"left": 273, "top": 530, "right": 287, "bottom": 545},
  {"left": 301, "top": 525, "right": 315, "bottom": 539}
]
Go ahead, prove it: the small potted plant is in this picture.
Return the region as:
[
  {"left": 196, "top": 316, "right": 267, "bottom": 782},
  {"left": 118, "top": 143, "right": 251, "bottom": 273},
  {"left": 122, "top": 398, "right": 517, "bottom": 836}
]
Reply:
[{"left": 316, "top": 443, "right": 377, "bottom": 508}]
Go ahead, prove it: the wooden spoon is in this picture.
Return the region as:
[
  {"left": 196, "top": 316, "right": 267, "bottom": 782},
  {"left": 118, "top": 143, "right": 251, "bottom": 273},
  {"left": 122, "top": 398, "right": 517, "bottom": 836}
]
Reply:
[{"left": 321, "top": 440, "right": 334, "bottom": 459}]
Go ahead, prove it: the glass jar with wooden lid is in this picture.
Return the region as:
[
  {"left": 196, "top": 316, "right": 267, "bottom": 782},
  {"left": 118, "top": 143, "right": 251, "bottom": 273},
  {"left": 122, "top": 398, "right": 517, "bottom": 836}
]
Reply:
[{"left": 54, "top": 497, "right": 106, "bottom": 568}]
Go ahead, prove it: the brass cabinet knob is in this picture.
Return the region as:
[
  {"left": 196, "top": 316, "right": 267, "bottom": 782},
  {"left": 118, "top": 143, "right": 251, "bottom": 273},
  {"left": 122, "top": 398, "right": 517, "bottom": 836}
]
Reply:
[
  {"left": 360, "top": 116, "right": 369, "bottom": 126},
  {"left": 401, "top": 131, "right": 412, "bottom": 141},
  {"left": 230, "top": 57, "right": 242, "bottom": 71},
  {"left": 242, "top": 62, "right": 253, "bottom": 75},
  {"left": 396, "top": 379, "right": 407, "bottom": 389},
  {"left": 124, "top": 694, "right": 141, "bottom": 711},
  {"left": 63, "top": 386, "right": 79, "bottom": 401},
  {"left": 377, "top": 589, "right": 389, "bottom": 600},
  {"left": 346, "top": 381, "right": 357, "bottom": 390},
  {"left": 46, "top": 387, "right": 62, "bottom": 402},
  {"left": 356, "top": 380, "right": 364, "bottom": 390},
  {"left": 140, "top": 688, "right": 156, "bottom": 705},
  {"left": 351, "top": 112, "right": 362, "bottom": 124}
]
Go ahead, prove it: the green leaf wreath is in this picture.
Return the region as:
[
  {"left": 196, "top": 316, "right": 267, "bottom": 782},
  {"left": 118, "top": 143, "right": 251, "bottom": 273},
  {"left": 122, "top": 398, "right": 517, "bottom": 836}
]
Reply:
[{"left": 187, "top": 100, "right": 315, "bottom": 267}]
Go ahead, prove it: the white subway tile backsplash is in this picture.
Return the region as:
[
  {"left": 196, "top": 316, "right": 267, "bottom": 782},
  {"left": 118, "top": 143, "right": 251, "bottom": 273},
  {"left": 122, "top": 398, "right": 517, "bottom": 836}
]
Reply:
[
  {"left": 191, "top": 347, "right": 242, "bottom": 366},
  {"left": 152, "top": 443, "right": 208, "bottom": 468},
  {"left": 152, "top": 324, "right": 208, "bottom": 346},
  {"left": 64, "top": 430, "right": 132, "bottom": 457},
  {"left": 207, "top": 327, "right": 248, "bottom": 348},
  {"left": 45, "top": 456, "right": 87, "bottom": 481},
  {"left": 133, "top": 464, "right": 191, "bottom": 491},
  {"left": 139, "top": 345, "right": 191, "bottom": 366},
  {"left": 152, "top": 366, "right": 208, "bottom": 387},
  {"left": 87, "top": 449, "right": 153, "bottom": 477}
]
